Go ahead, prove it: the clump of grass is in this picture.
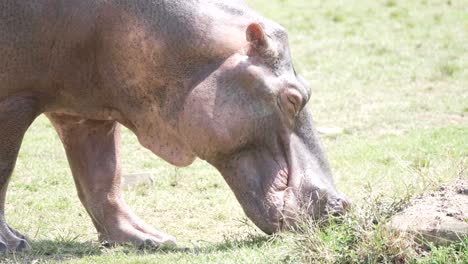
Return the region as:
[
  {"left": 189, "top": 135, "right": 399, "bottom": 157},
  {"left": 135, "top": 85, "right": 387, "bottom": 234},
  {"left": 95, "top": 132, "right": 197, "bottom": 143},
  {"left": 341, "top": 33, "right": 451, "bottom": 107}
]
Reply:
[
  {"left": 331, "top": 14, "right": 344, "bottom": 23},
  {"left": 389, "top": 8, "right": 409, "bottom": 20},
  {"left": 283, "top": 185, "right": 467, "bottom": 263},
  {"left": 385, "top": 0, "right": 397, "bottom": 8},
  {"left": 438, "top": 62, "right": 460, "bottom": 78},
  {"left": 288, "top": 191, "right": 416, "bottom": 263},
  {"left": 420, "top": 237, "right": 468, "bottom": 263}
]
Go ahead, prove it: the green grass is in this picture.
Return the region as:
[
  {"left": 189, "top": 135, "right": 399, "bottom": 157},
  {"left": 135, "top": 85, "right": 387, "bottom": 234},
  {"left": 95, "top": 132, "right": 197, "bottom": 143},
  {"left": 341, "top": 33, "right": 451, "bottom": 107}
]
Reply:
[{"left": 2, "top": 0, "right": 468, "bottom": 263}]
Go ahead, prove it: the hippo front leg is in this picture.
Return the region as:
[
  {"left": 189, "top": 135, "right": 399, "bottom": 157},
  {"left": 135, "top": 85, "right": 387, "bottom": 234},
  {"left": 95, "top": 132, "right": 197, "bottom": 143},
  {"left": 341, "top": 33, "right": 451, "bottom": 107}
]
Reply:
[{"left": 46, "top": 113, "right": 175, "bottom": 249}]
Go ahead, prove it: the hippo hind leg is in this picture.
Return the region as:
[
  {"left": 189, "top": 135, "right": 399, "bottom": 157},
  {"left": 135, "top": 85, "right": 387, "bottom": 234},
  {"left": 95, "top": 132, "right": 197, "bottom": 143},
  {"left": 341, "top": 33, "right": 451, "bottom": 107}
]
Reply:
[
  {"left": 46, "top": 113, "right": 176, "bottom": 249},
  {"left": 0, "top": 94, "right": 42, "bottom": 252}
]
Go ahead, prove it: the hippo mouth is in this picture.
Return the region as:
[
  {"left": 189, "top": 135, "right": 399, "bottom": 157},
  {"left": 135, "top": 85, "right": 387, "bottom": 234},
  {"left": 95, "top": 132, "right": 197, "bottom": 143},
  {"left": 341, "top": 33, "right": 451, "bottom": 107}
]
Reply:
[
  {"left": 260, "top": 164, "right": 314, "bottom": 233},
  {"left": 271, "top": 169, "right": 296, "bottom": 231},
  {"left": 212, "top": 150, "right": 293, "bottom": 234},
  {"left": 271, "top": 173, "right": 313, "bottom": 232},
  {"left": 267, "top": 167, "right": 349, "bottom": 232},
  {"left": 211, "top": 139, "right": 348, "bottom": 234}
]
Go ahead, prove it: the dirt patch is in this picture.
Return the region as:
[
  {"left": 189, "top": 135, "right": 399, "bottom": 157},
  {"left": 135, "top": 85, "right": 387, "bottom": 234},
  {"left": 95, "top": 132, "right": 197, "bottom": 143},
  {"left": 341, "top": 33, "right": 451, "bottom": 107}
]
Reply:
[{"left": 390, "top": 178, "right": 468, "bottom": 246}]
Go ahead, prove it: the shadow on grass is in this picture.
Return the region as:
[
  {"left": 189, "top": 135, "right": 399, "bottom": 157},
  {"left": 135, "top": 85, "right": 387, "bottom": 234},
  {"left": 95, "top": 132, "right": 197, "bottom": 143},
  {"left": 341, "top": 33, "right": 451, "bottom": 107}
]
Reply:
[
  {"left": 0, "top": 240, "right": 101, "bottom": 262},
  {"left": 158, "top": 233, "right": 273, "bottom": 254},
  {"left": 0, "top": 234, "right": 272, "bottom": 262}
]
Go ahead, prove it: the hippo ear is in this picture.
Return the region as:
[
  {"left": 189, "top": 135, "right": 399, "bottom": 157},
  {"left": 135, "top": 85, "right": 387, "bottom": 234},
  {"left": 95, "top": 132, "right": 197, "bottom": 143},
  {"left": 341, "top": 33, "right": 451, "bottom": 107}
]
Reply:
[{"left": 246, "top": 23, "right": 269, "bottom": 51}]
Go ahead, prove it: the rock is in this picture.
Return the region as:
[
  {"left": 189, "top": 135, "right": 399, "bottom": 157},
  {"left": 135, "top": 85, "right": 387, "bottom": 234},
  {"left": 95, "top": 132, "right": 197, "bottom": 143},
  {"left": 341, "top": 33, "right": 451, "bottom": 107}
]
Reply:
[
  {"left": 121, "top": 173, "right": 154, "bottom": 189},
  {"left": 456, "top": 184, "right": 468, "bottom": 195},
  {"left": 316, "top": 127, "right": 345, "bottom": 137},
  {"left": 389, "top": 178, "right": 468, "bottom": 246}
]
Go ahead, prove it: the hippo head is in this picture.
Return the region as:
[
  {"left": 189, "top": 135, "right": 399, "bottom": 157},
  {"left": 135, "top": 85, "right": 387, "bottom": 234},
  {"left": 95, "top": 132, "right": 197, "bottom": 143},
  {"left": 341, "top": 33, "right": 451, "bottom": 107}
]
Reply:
[{"left": 180, "top": 23, "right": 349, "bottom": 234}]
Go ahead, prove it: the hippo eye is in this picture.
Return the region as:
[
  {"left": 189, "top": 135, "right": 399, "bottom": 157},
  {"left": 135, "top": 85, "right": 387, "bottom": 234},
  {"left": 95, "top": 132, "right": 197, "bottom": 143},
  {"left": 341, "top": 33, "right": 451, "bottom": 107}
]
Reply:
[{"left": 279, "top": 88, "right": 303, "bottom": 117}]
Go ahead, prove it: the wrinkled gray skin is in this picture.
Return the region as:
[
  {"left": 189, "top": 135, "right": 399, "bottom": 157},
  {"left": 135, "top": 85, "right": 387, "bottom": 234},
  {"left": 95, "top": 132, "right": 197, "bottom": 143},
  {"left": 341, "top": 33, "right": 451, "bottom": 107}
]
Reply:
[{"left": 0, "top": 0, "right": 349, "bottom": 251}]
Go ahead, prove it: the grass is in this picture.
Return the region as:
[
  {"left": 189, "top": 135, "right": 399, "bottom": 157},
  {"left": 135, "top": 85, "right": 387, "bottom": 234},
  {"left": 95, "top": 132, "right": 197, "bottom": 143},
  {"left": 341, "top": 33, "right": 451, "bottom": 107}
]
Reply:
[{"left": 2, "top": 0, "right": 468, "bottom": 263}]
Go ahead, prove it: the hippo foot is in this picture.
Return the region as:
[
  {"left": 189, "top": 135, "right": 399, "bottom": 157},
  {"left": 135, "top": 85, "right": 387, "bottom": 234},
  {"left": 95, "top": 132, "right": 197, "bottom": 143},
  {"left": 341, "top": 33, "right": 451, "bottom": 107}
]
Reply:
[
  {"left": 0, "top": 225, "right": 31, "bottom": 252},
  {"left": 99, "top": 231, "right": 176, "bottom": 250},
  {"left": 97, "top": 216, "right": 176, "bottom": 250}
]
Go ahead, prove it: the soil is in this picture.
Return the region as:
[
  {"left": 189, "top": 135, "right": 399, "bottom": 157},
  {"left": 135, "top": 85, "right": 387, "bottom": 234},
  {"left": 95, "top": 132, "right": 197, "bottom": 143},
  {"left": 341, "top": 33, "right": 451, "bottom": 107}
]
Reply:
[{"left": 390, "top": 178, "right": 468, "bottom": 246}]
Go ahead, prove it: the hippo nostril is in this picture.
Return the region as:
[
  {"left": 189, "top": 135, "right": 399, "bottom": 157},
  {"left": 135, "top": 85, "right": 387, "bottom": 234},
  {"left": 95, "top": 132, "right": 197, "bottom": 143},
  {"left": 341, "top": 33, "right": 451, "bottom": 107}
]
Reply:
[
  {"left": 325, "top": 196, "right": 350, "bottom": 217},
  {"left": 336, "top": 196, "right": 351, "bottom": 211},
  {"left": 340, "top": 198, "right": 351, "bottom": 211}
]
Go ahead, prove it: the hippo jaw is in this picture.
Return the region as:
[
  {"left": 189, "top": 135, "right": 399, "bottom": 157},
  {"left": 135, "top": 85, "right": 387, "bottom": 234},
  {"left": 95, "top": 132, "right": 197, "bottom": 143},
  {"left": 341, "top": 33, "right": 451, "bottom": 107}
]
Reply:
[
  {"left": 213, "top": 150, "right": 291, "bottom": 233},
  {"left": 211, "top": 116, "right": 350, "bottom": 234},
  {"left": 213, "top": 156, "right": 348, "bottom": 234}
]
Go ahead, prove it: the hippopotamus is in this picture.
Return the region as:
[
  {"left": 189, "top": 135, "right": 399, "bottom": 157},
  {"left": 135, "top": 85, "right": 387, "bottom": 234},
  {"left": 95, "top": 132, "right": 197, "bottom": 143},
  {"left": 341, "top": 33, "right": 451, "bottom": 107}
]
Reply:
[{"left": 0, "top": 0, "right": 349, "bottom": 251}]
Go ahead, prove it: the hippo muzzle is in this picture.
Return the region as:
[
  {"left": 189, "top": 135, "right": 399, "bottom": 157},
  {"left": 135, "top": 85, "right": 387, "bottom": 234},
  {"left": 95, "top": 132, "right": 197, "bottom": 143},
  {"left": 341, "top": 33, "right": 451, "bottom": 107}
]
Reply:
[{"left": 211, "top": 110, "right": 350, "bottom": 234}]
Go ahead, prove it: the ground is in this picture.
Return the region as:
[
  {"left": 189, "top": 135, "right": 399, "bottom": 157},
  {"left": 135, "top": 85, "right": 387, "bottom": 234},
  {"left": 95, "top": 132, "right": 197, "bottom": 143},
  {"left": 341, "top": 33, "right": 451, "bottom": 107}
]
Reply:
[
  {"left": 390, "top": 178, "right": 467, "bottom": 246},
  {"left": 2, "top": 0, "right": 467, "bottom": 263}
]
